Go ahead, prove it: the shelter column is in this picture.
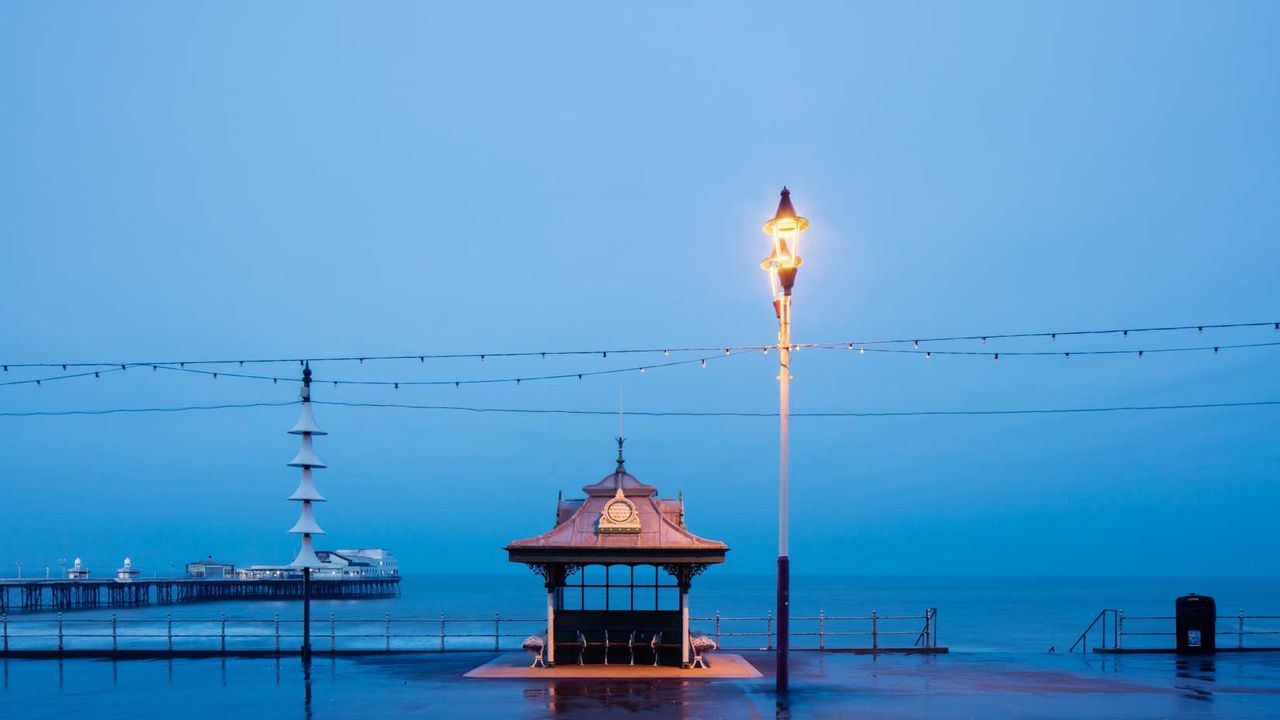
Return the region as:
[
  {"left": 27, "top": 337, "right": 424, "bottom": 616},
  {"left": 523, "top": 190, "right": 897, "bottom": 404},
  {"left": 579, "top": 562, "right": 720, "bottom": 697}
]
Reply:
[
  {"left": 681, "top": 589, "right": 690, "bottom": 667},
  {"left": 679, "top": 568, "right": 692, "bottom": 667},
  {"left": 546, "top": 588, "right": 556, "bottom": 666},
  {"left": 541, "top": 564, "right": 562, "bottom": 667}
]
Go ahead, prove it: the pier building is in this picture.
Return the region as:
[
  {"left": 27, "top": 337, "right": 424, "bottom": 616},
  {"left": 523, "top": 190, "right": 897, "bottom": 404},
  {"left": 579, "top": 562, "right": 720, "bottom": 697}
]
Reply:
[
  {"left": 237, "top": 548, "right": 399, "bottom": 580},
  {"left": 186, "top": 556, "right": 235, "bottom": 579},
  {"left": 115, "top": 557, "right": 139, "bottom": 582},
  {"left": 507, "top": 439, "right": 728, "bottom": 667},
  {"left": 66, "top": 558, "right": 89, "bottom": 580}
]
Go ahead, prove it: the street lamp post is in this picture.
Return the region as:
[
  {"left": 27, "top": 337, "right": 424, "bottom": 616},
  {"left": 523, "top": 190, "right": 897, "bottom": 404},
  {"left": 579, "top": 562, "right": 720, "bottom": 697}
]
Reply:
[
  {"left": 287, "top": 363, "right": 328, "bottom": 659},
  {"left": 760, "top": 187, "right": 808, "bottom": 694}
]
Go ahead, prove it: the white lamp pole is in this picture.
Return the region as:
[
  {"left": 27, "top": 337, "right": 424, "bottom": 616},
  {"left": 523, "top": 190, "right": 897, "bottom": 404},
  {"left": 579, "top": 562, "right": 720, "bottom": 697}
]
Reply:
[
  {"left": 760, "top": 187, "right": 808, "bottom": 694},
  {"left": 287, "top": 363, "right": 328, "bottom": 658}
]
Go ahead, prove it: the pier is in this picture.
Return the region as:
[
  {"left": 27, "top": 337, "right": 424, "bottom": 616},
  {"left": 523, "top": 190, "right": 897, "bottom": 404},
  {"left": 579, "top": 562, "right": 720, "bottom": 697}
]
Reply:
[{"left": 0, "top": 577, "right": 400, "bottom": 613}]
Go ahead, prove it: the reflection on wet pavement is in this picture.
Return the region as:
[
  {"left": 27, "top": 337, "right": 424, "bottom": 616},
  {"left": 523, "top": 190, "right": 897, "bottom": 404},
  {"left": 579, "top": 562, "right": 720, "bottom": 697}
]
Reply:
[{"left": 3, "top": 650, "right": 1280, "bottom": 719}]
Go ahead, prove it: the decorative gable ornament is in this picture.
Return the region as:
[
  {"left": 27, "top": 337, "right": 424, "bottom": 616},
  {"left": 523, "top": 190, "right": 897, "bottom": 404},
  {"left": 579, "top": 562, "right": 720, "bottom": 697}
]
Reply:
[{"left": 598, "top": 487, "right": 641, "bottom": 534}]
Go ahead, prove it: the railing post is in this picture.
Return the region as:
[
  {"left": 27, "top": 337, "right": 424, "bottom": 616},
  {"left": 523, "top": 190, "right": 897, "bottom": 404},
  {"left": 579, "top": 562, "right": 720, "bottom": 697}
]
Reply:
[
  {"left": 384, "top": 613, "right": 390, "bottom": 652},
  {"left": 715, "top": 611, "right": 721, "bottom": 649},
  {"left": 112, "top": 613, "right": 117, "bottom": 652},
  {"left": 494, "top": 613, "right": 500, "bottom": 651},
  {"left": 766, "top": 611, "right": 773, "bottom": 650},
  {"left": 220, "top": 613, "right": 226, "bottom": 653},
  {"left": 923, "top": 608, "right": 931, "bottom": 648},
  {"left": 330, "top": 613, "right": 336, "bottom": 652},
  {"left": 872, "top": 609, "right": 879, "bottom": 651},
  {"left": 57, "top": 613, "right": 63, "bottom": 652},
  {"left": 167, "top": 613, "right": 173, "bottom": 652},
  {"left": 1117, "top": 610, "right": 1124, "bottom": 651},
  {"left": 1239, "top": 608, "right": 1244, "bottom": 649},
  {"left": 274, "top": 613, "right": 280, "bottom": 653},
  {"left": 439, "top": 613, "right": 445, "bottom": 651},
  {"left": 819, "top": 609, "right": 825, "bottom": 650}
]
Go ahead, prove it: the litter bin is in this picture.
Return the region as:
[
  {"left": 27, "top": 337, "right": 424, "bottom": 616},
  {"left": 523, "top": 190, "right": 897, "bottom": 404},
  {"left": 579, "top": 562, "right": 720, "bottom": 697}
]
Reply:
[{"left": 1175, "top": 594, "right": 1215, "bottom": 654}]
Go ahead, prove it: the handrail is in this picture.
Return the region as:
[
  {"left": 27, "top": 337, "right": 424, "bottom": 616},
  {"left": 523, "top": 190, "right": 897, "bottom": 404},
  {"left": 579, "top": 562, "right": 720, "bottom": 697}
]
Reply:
[
  {"left": 0, "top": 608, "right": 942, "bottom": 655},
  {"left": 1073, "top": 608, "right": 1280, "bottom": 652},
  {"left": 1069, "top": 609, "right": 1117, "bottom": 653}
]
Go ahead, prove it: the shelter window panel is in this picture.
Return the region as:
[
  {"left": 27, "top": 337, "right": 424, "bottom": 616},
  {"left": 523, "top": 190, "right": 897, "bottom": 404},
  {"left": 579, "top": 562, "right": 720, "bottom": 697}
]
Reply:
[
  {"left": 581, "top": 565, "right": 606, "bottom": 610},
  {"left": 608, "top": 565, "right": 632, "bottom": 610}
]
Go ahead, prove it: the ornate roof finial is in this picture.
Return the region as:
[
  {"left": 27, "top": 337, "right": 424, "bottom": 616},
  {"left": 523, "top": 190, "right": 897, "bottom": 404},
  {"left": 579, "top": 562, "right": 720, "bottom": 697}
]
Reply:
[
  {"left": 774, "top": 186, "right": 796, "bottom": 220},
  {"left": 615, "top": 436, "right": 626, "bottom": 472}
]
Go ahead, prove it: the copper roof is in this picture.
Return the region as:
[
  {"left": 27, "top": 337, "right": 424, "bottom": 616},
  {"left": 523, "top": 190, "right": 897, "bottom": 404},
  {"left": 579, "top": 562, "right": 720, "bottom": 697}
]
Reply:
[{"left": 507, "top": 465, "right": 728, "bottom": 565}]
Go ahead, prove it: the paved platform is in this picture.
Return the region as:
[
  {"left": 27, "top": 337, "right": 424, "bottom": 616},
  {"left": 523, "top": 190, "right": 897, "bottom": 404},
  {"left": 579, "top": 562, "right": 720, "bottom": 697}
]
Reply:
[
  {"left": 463, "top": 652, "right": 762, "bottom": 679},
  {"left": 6, "top": 651, "right": 1280, "bottom": 718}
]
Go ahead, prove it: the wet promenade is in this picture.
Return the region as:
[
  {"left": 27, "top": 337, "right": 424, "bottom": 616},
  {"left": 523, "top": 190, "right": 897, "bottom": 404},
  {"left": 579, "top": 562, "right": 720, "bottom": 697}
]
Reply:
[{"left": 3, "top": 650, "right": 1279, "bottom": 719}]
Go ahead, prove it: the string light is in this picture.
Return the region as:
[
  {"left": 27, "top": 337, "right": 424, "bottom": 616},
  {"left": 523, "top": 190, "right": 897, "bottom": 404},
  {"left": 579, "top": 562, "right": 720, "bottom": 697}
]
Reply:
[
  {"left": 3, "top": 321, "right": 1274, "bottom": 371},
  {"left": 3, "top": 322, "right": 1277, "bottom": 390},
  {"left": 7, "top": 398, "right": 1280, "bottom": 419},
  {"left": 824, "top": 341, "right": 1280, "bottom": 360},
  {"left": 122, "top": 351, "right": 742, "bottom": 390}
]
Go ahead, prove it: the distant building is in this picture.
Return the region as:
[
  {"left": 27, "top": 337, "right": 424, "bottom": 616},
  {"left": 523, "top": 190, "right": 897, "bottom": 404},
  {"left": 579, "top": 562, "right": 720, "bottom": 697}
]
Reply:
[
  {"left": 66, "top": 557, "right": 90, "bottom": 580},
  {"left": 237, "top": 565, "right": 293, "bottom": 580},
  {"left": 334, "top": 548, "right": 399, "bottom": 577},
  {"left": 236, "top": 548, "right": 398, "bottom": 580},
  {"left": 115, "top": 557, "right": 140, "bottom": 582},
  {"left": 186, "top": 556, "right": 236, "bottom": 579}
]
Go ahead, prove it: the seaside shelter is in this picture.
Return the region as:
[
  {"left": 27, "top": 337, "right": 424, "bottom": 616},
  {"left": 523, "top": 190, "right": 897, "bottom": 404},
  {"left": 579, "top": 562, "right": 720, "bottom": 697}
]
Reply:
[{"left": 506, "top": 441, "right": 728, "bottom": 668}]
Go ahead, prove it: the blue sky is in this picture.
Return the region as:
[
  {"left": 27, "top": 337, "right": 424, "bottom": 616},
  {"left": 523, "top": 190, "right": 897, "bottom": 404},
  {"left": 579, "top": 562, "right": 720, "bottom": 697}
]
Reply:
[{"left": 1, "top": 2, "right": 1277, "bottom": 578}]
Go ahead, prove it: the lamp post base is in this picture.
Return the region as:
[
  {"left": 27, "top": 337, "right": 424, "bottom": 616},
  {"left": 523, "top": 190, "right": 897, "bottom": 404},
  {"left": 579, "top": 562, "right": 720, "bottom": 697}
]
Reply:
[{"left": 776, "top": 554, "right": 790, "bottom": 693}]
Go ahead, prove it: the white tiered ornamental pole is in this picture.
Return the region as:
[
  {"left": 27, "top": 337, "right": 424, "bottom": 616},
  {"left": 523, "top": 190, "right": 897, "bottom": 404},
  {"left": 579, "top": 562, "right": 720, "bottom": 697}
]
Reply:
[{"left": 288, "top": 363, "right": 327, "bottom": 658}]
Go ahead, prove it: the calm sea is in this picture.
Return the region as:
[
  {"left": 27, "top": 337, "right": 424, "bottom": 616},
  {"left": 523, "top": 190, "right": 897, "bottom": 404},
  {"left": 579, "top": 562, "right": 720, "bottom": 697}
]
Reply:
[{"left": 8, "top": 573, "right": 1278, "bottom": 653}]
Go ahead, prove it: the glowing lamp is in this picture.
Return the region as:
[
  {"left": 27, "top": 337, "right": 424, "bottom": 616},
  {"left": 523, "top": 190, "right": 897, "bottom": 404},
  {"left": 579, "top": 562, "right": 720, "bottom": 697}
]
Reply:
[{"left": 760, "top": 187, "right": 809, "bottom": 315}]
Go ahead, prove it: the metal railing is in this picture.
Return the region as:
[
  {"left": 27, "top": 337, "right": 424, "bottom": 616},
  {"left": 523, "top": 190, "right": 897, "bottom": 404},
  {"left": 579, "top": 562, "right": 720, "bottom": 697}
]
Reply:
[
  {"left": 1070, "top": 608, "right": 1280, "bottom": 653},
  {"left": 701, "top": 608, "right": 938, "bottom": 651},
  {"left": 0, "top": 608, "right": 940, "bottom": 655}
]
